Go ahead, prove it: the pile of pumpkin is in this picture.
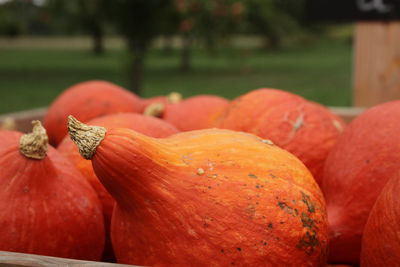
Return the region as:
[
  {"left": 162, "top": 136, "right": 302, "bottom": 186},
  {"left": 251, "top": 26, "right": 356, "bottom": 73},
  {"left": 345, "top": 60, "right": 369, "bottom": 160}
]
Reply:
[{"left": 0, "top": 80, "right": 398, "bottom": 266}]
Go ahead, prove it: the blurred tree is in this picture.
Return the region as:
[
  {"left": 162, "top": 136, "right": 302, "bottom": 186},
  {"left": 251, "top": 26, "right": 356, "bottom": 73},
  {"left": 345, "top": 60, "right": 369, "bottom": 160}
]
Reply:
[
  {"left": 0, "top": 0, "right": 28, "bottom": 37},
  {"left": 107, "top": 0, "right": 174, "bottom": 94},
  {"left": 244, "top": 0, "right": 304, "bottom": 50},
  {"left": 46, "top": 0, "right": 107, "bottom": 54},
  {"left": 174, "top": 0, "right": 244, "bottom": 72}
]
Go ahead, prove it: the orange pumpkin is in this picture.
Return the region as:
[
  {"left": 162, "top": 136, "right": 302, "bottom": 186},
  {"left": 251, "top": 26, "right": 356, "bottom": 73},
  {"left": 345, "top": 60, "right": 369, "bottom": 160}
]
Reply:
[
  {"left": 58, "top": 112, "right": 179, "bottom": 261},
  {"left": 217, "top": 88, "right": 345, "bottom": 186},
  {"left": 43, "top": 80, "right": 142, "bottom": 146},
  {"left": 139, "top": 92, "right": 182, "bottom": 113},
  {"left": 0, "top": 121, "right": 104, "bottom": 260},
  {"left": 68, "top": 116, "right": 329, "bottom": 266},
  {"left": 360, "top": 173, "right": 400, "bottom": 266},
  {"left": 322, "top": 100, "right": 400, "bottom": 264},
  {"left": 145, "top": 94, "right": 230, "bottom": 131}
]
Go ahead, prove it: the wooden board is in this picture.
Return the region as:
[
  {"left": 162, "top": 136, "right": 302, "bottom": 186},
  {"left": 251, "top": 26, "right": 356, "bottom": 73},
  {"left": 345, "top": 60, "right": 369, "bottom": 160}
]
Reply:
[
  {"left": 0, "top": 251, "right": 139, "bottom": 267},
  {"left": 353, "top": 22, "right": 400, "bottom": 107}
]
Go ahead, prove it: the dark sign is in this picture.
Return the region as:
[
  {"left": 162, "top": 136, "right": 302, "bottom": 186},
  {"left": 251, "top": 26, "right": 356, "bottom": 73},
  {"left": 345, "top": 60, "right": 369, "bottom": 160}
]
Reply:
[{"left": 305, "top": 0, "right": 400, "bottom": 21}]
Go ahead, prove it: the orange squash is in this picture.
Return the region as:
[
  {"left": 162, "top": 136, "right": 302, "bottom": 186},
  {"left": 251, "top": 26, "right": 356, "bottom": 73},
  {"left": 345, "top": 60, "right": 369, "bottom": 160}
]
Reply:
[
  {"left": 217, "top": 88, "right": 345, "bottom": 186},
  {"left": 322, "top": 100, "right": 400, "bottom": 264},
  {"left": 0, "top": 121, "right": 104, "bottom": 260},
  {"left": 360, "top": 173, "right": 400, "bottom": 266},
  {"left": 139, "top": 92, "right": 182, "bottom": 113},
  {"left": 145, "top": 94, "right": 230, "bottom": 131},
  {"left": 43, "top": 80, "right": 142, "bottom": 146},
  {"left": 58, "top": 112, "right": 179, "bottom": 261},
  {"left": 68, "top": 116, "right": 329, "bottom": 266}
]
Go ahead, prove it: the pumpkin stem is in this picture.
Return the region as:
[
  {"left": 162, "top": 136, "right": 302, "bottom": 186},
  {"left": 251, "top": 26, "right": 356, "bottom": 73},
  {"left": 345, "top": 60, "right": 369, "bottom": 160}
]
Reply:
[
  {"left": 19, "top": 120, "right": 49, "bottom": 159},
  {"left": 144, "top": 103, "right": 165, "bottom": 117},
  {"left": 167, "top": 91, "right": 182, "bottom": 103},
  {"left": 67, "top": 116, "right": 106, "bottom": 160}
]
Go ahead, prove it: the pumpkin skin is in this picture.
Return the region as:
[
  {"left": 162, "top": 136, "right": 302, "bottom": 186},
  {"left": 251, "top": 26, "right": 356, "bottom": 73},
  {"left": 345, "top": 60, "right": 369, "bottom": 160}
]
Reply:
[
  {"left": 68, "top": 118, "right": 329, "bottom": 266},
  {"left": 43, "top": 80, "right": 142, "bottom": 146},
  {"left": 322, "top": 100, "right": 400, "bottom": 264},
  {"left": 0, "top": 128, "right": 104, "bottom": 260},
  {"left": 147, "top": 95, "right": 230, "bottom": 131},
  {"left": 216, "top": 88, "right": 345, "bottom": 186},
  {"left": 58, "top": 113, "right": 179, "bottom": 261},
  {"left": 360, "top": 174, "right": 400, "bottom": 266}
]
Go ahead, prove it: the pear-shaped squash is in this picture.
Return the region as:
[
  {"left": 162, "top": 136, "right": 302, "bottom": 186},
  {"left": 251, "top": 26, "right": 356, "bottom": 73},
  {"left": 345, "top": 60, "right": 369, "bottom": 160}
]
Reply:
[
  {"left": 58, "top": 113, "right": 179, "bottom": 261},
  {"left": 43, "top": 80, "right": 142, "bottom": 146},
  {"left": 0, "top": 121, "right": 104, "bottom": 260},
  {"left": 68, "top": 116, "right": 328, "bottom": 266},
  {"left": 216, "top": 88, "right": 345, "bottom": 186},
  {"left": 360, "top": 173, "right": 400, "bottom": 266},
  {"left": 323, "top": 100, "right": 400, "bottom": 264}
]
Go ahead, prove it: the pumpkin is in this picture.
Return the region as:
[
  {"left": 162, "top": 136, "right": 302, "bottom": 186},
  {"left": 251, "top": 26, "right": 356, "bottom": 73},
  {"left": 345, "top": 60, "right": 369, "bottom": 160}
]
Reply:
[
  {"left": 360, "top": 173, "right": 400, "bottom": 266},
  {"left": 0, "top": 121, "right": 104, "bottom": 260},
  {"left": 139, "top": 92, "right": 182, "bottom": 113},
  {"left": 216, "top": 88, "right": 345, "bottom": 186},
  {"left": 43, "top": 80, "right": 142, "bottom": 146},
  {"left": 58, "top": 112, "right": 179, "bottom": 261},
  {"left": 145, "top": 94, "right": 230, "bottom": 131},
  {"left": 68, "top": 116, "right": 329, "bottom": 266},
  {"left": 322, "top": 100, "right": 400, "bottom": 264}
]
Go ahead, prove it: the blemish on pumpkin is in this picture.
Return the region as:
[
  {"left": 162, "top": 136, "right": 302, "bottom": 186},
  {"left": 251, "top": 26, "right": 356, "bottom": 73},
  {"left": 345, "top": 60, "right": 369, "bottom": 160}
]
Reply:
[
  {"left": 281, "top": 105, "right": 305, "bottom": 145},
  {"left": 270, "top": 174, "right": 276, "bottom": 179},
  {"left": 249, "top": 173, "right": 257, "bottom": 179},
  {"left": 237, "top": 247, "right": 241, "bottom": 252},
  {"left": 365, "top": 159, "right": 370, "bottom": 164},
  {"left": 300, "top": 212, "right": 314, "bottom": 229},
  {"left": 256, "top": 184, "right": 260, "bottom": 189},
  {"left": 182, "top": 153, "right": 193, "bottom": 165},
  {"left": 300, "top": 191, "right": 315, "bottom": 213},
  {"left": 263, "top": 242, "right": 267, "bottom": 246},
  {"left": 244, "top": 204, "right": 256, "bottom": 219},
  {"left": 296, "top": 231, "right": 320, "bottom": 256},
  {"left": 332, "top": 119, "right": 343, "bottom": 133},
  {"left": 268, "top": 223, "right": 273, "bottom": 229},
  {"left": 221, "top": 249, "right": 224, "bottom": 253},
  {"left": 207, "top": 160, "right": 216, "bottom": 171},
  {"left": 23, "top": 187, "right": 29, "bottom": 193},
  {"left": 197, "top": 168, "right": 205, "bottom": 175},
  {"left": 277, "top": 202, "right": 297, "bottom": 217},
  {"left": 261, "top": 139, "right": 274, "bottom": 145}
]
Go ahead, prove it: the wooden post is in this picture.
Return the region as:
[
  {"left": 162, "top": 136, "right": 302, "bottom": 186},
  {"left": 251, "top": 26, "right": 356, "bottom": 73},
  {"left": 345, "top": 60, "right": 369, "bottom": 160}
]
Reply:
[{"left": 353, "top": 22, "right": 400, "bottom": 107}]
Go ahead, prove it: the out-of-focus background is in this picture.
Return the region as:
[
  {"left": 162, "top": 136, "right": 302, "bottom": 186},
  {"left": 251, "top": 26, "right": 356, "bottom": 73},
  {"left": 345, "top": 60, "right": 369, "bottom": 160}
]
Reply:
[{"left": 0, "top": 0, "right": 353, "bottom": 114}]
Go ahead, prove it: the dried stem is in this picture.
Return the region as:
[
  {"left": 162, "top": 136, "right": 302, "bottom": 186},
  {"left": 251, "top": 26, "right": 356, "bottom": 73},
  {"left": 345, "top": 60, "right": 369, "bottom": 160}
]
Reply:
[
  {"left": 19, "top": 120, "right": 48, "bottom": 159},
  {"left": 67, "top": 116, "right": 106, "bottom": 160}
]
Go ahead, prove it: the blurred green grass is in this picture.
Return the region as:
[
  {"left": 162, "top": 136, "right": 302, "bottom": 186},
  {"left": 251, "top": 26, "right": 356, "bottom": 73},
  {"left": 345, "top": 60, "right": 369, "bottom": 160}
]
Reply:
[{"left": 0, "top": 38, "right": 352, "bottom": 114}]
